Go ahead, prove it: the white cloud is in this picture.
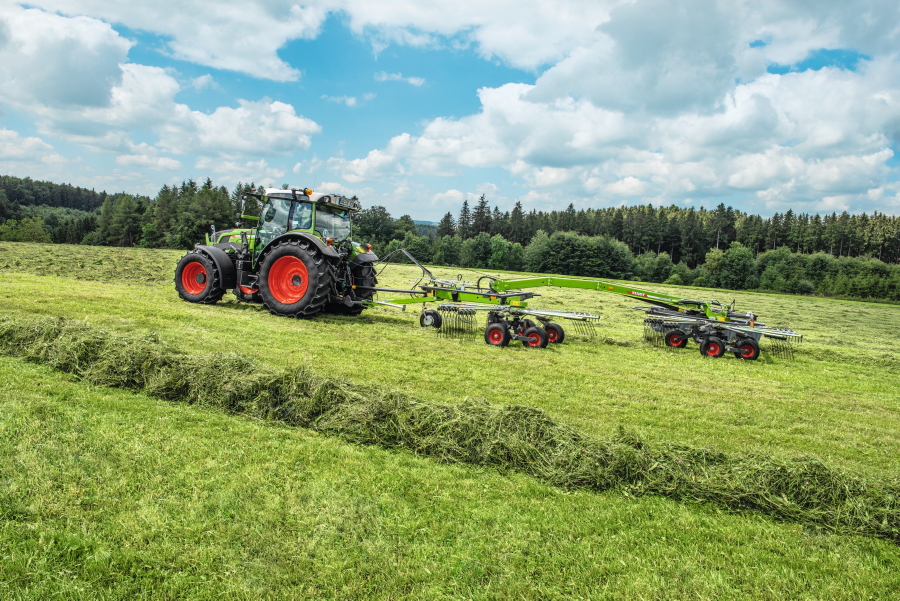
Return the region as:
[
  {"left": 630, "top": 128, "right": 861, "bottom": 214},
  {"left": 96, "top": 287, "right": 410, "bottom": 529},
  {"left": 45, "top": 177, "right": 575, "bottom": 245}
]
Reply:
[
  {"left": 363, "top": 92, "right": 377, "bottom": 101},
  {"left": 321, "top": 94, "right": 357, "bottom": 107},
  {"left": 0, "top": 128, "right": 58, "bottom": 161},
  {"left": 0, "top": 5, "right": 132, "bottom": 109},
  {"left": 190, "top": 74, "right": 216, "bottom": 91},
  {"left": 115, "top": 142, "right": 181, "bottom": 170},
  {"left": 607, "top": 176, "right": 650, "bottom": 197},
  {"left": 195, "top": 157, "right": 285, "bottom": 186},
  {"left": 375, "top": 71, "right": 425, "bottom": 86},
  {"left": 432, "top": 189, "right": 466, "bottom": 204}
]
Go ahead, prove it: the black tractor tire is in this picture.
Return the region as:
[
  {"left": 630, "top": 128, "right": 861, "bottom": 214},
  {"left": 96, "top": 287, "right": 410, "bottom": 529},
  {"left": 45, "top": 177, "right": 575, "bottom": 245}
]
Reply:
[
  {"left": 700, "top": 336, "right": 726, "bottom": 358},
  {"left": 484, "top": 323, "right": 510, "bottom": 347},
  {"left": 351, "top": 263, "right": 377, "bottom": 302},
  {"left": 420, "top": 310, "right": 443, "bottom": 328},
  {"left": 665, "top": 330, "right": 689, "bottom": 348},
  {"left": 233, "top": 285, "right": 261, "bottom": 303},
  {"left": 545, "top": 322, "right": 565, "bottom": 344},
  {"left": 258, "top": 239, "right": 333, "bottom": 318},
  {"left": 174, "top": 251, "right": 225, "bottom": 305},
  {"left": 522, "top": 326, "right": 549, "bottom": 349},
  {"left": 734, "top": 338, "right": 760, "bottom": 360}
]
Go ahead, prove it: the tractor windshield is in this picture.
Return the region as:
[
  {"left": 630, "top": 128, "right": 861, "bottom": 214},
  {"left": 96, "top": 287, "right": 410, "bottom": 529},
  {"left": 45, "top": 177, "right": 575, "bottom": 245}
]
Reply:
[
  {"left": 256, "top": 197, "right": 291, "bottom": 249},
  {"left": 315, "top": 206, "right": 351, "bottom": 242}
]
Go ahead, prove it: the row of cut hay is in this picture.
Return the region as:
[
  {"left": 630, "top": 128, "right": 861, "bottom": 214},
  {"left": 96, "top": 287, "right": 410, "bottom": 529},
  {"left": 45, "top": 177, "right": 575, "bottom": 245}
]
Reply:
[{"left": 1, "top": 315, "right": 898, "bottom": 543}]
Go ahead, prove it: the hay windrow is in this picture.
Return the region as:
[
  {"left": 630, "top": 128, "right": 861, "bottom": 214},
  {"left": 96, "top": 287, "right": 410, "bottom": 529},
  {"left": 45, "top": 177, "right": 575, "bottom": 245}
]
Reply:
[{"left": 1, "top": 315, "right": 898, "bottom": 543}]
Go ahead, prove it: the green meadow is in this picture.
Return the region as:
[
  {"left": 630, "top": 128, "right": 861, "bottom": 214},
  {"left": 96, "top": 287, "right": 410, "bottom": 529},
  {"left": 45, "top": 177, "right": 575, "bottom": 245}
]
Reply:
[{"left": 1, "top": 240, "right": 899, "bottom": 599}]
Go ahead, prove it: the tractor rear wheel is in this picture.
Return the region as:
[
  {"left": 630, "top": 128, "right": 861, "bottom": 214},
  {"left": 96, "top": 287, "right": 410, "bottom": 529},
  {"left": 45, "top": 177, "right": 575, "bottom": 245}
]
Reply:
[
  {"left": 233, "top": 285, "right": 261, "bottom": 303},
  {"left": 734, "top": 338, "right": 760, "bottom": 360},
  {"left": 484, "top": 323, "right": 510, "bottom": 347},
  {"left": 259, "top": 239, "right": 332, "bottom": 318},
  {"left": 522, "top": 326, "right": 549, "bottom": 349},
  {"left": 174, "top": 251, "right": 225, "bottom": 304},
  {"left": 700, "top": 336, "right": 725, "bottom": 358},
  {"left": 665, "top": 330, "right": 689, "bottom": 348},
  {"left": 545, "top": 322, "right": 565, "bottom": 344}
]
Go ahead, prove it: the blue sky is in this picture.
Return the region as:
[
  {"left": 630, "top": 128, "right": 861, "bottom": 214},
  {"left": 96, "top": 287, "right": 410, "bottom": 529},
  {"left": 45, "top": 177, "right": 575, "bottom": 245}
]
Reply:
[{"left": 1, "top": 1, "right": 899, "bottom": 220}]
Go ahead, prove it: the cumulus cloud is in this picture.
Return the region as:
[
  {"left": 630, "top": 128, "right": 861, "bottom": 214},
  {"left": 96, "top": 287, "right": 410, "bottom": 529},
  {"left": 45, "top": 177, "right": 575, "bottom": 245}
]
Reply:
[
  {"left": 375, "top": 71, "right": 425, "bottom": 86},
  {"left": 321, "top": 94, "right": 357, "bottom": 107},
  {"left": 0, "top": 5, "right": 132, "bottom": 108},
  {"left": 115, "top": 142, "right": 181, "bottom": 170},
  {"left": 0, "top": 128, "right": 65, "bottom": 164},
  {"left": 195, "top": 157, "right": 285, "bottom": 186}
]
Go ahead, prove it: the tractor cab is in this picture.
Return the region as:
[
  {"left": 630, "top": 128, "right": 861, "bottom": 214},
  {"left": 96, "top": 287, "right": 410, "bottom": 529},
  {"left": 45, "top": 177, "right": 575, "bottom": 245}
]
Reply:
[{"left": 252, "top": 188, "right": 361, "bottom": 261}]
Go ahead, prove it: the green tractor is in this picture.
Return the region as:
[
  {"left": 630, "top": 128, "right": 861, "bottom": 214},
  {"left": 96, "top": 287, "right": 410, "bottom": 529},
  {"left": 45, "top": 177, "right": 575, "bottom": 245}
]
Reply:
[{"left": 174, "top": 187, "right": 378, "bottom": 317}]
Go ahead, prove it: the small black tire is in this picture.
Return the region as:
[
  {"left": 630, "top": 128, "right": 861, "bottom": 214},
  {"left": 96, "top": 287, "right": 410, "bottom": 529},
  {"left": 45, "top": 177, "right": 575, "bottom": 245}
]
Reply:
[
  {"left": 174, "top": 251, "right": 225, "bottom": 305},
  {"left": 545, "top": 322, "right": 565, "bottom": 344},
  {"left": 233, "top": 285, "right": 261, "bottom": 303},
  {"left": 484, "top": 323, "right": 510, "bottom": 347},
  {"left": 700, "top": 336, "right": 726, "bottom": 358},
  {"left": 522, "top": 326, "right": 549, "bottom": 349},
  {"left": 665, "top": 330, "right": 689, "bottom": 348},
  {"left": 734, "top": 338, "right": 760, "bottom": 360},
  {"left": 420, "top": 310, "right": 443, "bottom": 328}
]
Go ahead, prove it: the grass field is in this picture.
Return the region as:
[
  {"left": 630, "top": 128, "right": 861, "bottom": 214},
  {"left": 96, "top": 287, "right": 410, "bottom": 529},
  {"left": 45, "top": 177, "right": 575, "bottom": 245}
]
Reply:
[{"left": 2, "top": 240, "right": 900, "bottom": 598}]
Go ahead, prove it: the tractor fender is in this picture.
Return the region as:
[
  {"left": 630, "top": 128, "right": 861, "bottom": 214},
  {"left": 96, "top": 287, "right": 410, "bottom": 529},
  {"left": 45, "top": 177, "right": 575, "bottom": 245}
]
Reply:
[
  {"left": 194, "top": 245, "right": 237, "bottom": 290},
  {"left": 257, "top": 233, "right": 340, "bottom": 266},
  {"left": 349, "top": 251, "right": 378, "bottom": 267}
]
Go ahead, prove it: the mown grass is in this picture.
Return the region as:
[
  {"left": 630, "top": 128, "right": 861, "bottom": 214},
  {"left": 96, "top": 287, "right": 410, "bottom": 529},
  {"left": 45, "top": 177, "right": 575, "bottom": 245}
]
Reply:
[{"left": 2, "top": 240, "right": 900, "bottom": 598}]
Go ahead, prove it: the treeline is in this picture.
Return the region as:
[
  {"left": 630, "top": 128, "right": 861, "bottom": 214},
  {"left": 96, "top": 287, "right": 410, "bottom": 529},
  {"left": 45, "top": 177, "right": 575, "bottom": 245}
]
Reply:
[
  {"left": 2, "top": 173, "right": 899, "bottom": 301},
  {"left": 409, "top": 194, "right": 900, "bottom": 266}
]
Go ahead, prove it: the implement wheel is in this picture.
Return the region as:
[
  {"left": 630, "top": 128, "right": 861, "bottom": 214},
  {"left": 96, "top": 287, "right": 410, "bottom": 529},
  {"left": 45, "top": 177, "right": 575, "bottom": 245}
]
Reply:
[
  {"left": 259, "top": 239, "right": 332, "bottom": 318},
  {"left": 545, "top": 322, "right": 565, "bottom": 344},
  {"left": 522, "top": 326, "right": 549, "bottom": 349},
  {"left": 174, "top": 251, "right": 224, "bottom": 305},
  {"left": 420, "top": 310, "right": 443, "bottom": 328},
  {"left": 734, "top": 338, "right": 760, "bottom": 361},
  {"left": 484, "top": 323, "right": 510, "bottom": 347},
  {"left": 700, "top": 336, "right": 725, "bottom": 358},
  {"left": 665, "top": 330, "right": 689, "bottom": 348}
]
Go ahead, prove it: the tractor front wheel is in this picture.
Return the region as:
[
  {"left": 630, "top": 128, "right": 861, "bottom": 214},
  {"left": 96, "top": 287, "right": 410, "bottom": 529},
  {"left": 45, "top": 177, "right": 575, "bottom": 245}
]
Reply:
[
  {"left": 700, "top": 336, "right": 726, "bottom": 358},
  {"left": 174, "top": 251, "right": 224, "bottom": 304},
  {"left": 522, "top": 326, "right": 549, "bottom": 349},
  {"left": 259, "top": 240, "right": 332, "bottom": 318},
  {"left": 734, "top": 338, "right": 760, "bottom": 360}
]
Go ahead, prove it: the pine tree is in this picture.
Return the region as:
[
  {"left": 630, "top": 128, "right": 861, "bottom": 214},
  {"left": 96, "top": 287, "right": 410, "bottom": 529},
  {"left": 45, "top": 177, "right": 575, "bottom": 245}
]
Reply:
[
  {"left": 472, "top": 194, "right": 491, "bottom": 236},
  {"left": 436, "top": 212, "right": 456, "bottom": 238},
  {"left": 458, "top": 200, "right": 472, "bottom": 239},
  {"left": 509, "top": 201, "right": 524, "bottom": 244}
]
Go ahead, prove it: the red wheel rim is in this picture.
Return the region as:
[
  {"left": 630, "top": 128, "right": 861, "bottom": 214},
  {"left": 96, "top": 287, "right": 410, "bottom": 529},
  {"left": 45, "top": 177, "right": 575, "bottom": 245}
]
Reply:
[
  {"left": 706, "top": 343, "right": 720, "bottom": 356},
  {"left": 181, "top": 261, "right": 207, "bottom": 295},
  {"left": 547, "top": 329, "right": 557, "bottom": 342},
  {"left": 670, "top": 335, "right": 682, "bottom": 345},
  {"left": 527, "top": 334, "right": 541, "bottom": 347},
  {"left": 239, "top": 285, "right": 258, "bottom": 295},
  {"left": 269, "top": 256, "right": 309, "bottom": 304},
  {"left": 741, "top": 344, "right": 754, "bottom": 357},
  {"left": 489, "top": 329, "right": 503, "bottom": 344}
]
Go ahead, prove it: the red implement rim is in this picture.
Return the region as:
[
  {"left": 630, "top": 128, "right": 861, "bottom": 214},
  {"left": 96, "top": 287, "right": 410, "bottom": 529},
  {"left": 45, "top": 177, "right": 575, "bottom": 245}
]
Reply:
[
  {"left": 670, "top": 335, "right": 683, "bottom": 345},
  {"left": 269, "top": 256, "right": 309, "bottom": 304},
  {"left": 547, "top": 329, "right": 558, "bottom": 342},
  {"left": 740, "top": 344, "right": 755, "bottom": 357},
  {"left": 706, "top": 342, "right": 720, "bottom": 356},
  {"left": 239, "top": 285, "right": 259, "bottom": 295},
  {"left": 488, "top": 328, "right": 504, "bottom": 344},
  {"left": 526, "top": 333, "right": 541, "bottom": 347},
  {"left": 181, "top": 261, "right": 207, "bottom": 295}
]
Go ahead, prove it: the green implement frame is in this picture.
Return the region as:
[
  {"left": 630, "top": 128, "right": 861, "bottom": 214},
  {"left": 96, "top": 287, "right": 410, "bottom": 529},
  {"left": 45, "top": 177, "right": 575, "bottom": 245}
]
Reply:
[{"left": 361, "top": 249, "right": 801, "bottom": 359}]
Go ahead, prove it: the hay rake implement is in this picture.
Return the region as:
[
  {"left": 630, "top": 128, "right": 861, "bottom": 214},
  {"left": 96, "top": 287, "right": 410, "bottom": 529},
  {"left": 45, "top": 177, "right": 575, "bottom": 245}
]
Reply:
[{"left": 358, "top": 249, "right": 802, "bottom": 360}]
